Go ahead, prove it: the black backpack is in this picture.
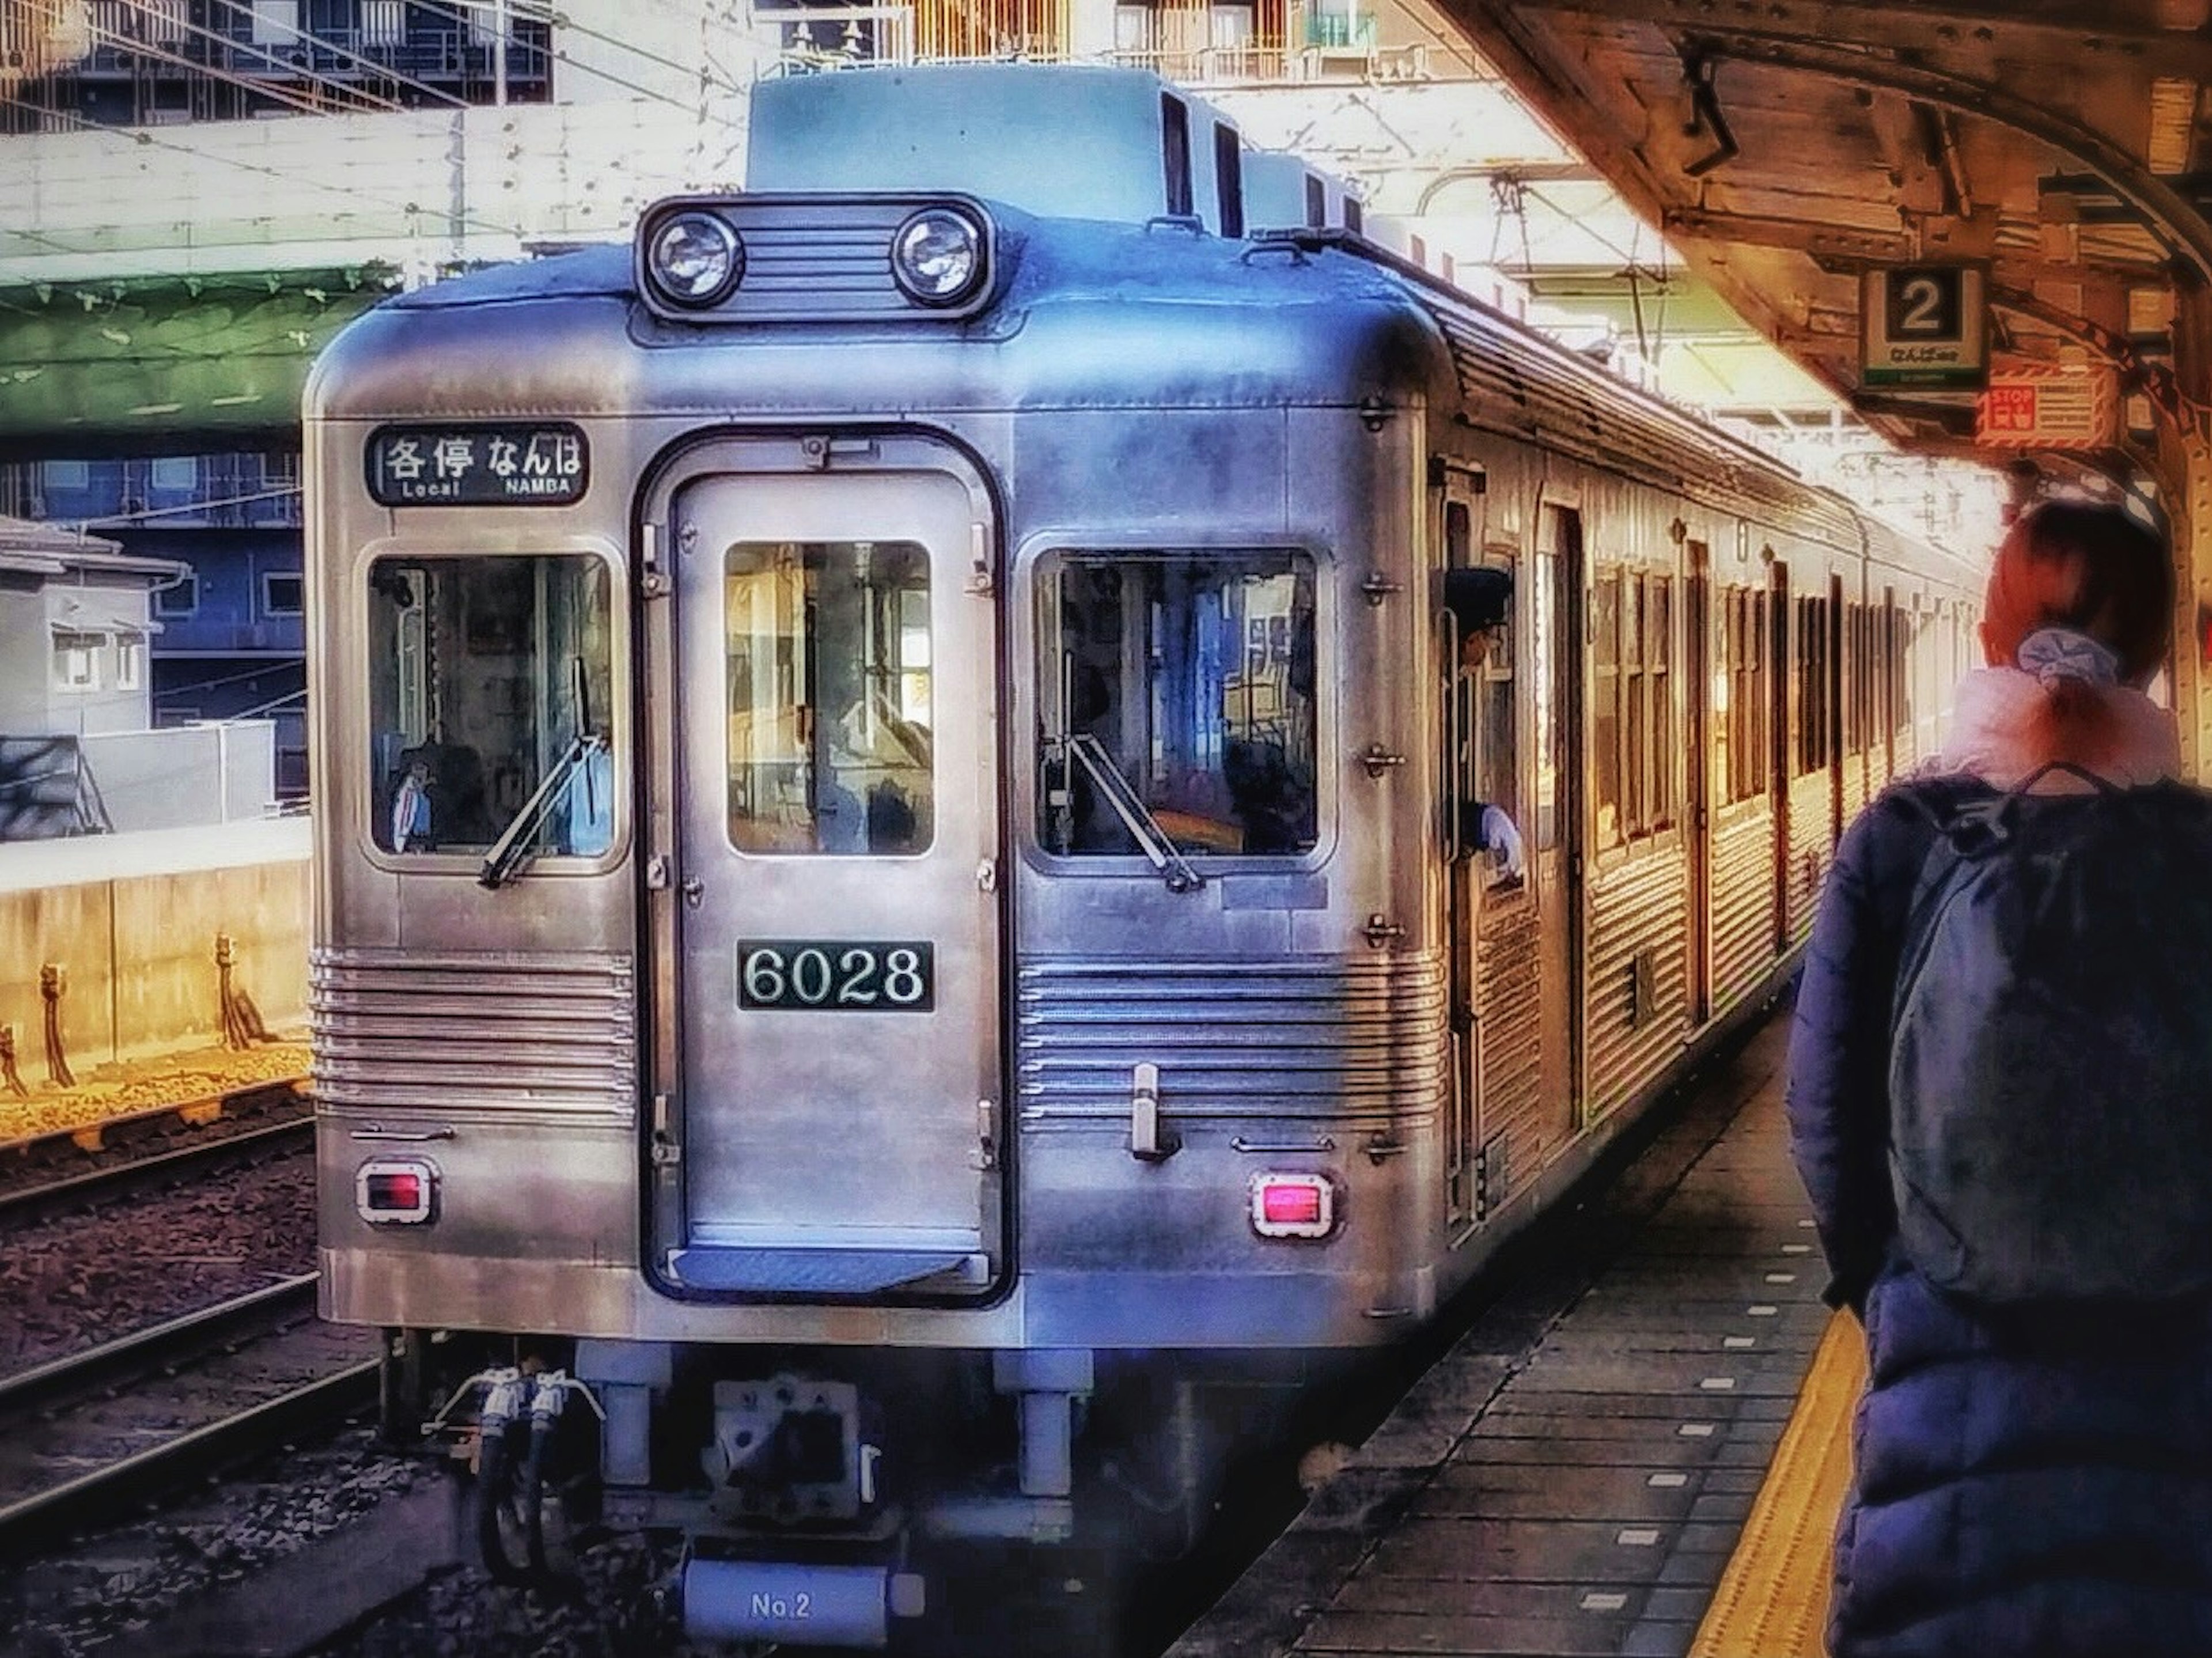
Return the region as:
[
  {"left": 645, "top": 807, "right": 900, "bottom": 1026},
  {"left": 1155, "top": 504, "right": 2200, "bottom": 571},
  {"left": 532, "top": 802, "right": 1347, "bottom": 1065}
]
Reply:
[{"left": 1887, "top": 767, "right": 2212, "bottom": 1304}]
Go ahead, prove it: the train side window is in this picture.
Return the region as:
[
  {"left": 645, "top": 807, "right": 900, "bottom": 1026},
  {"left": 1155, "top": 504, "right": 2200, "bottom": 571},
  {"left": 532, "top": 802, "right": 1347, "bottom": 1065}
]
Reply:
[
  {"left": 723, "top": 540, "right": 934, "bottom": 857},
  {"left": 1591, "top": 570, "right": 1622, "bottom": 850},
  {"left": 1795, "top": 595, "right": 1830, "bottom": 775},
  {"left": 1161, "top": 94, "right": 1194, "bottom": 218},
  {"left": 1304, "top": 173, "right": 1326, "bottom": 228},
  {"left": 1649, "top": 576, "right": 1673, "bottom": 829},
  {"left": 1532, "top": 550, "right": 1562, "bottom": 851},
  {"left": 1474, "top": 551, "right": 1518, "bottom": 878},
  {"left": 366, "top": 553, "right": 614, "bottom": 860},
  {"left": 1214, "top": 123, "right": 1244, "bottom": 238},
  {"left": 1623, "top": 573, "right": 1646, "bottom": 834},
  {"left": 1037, "top": 548, "right": 1317, "bottom": 861}
]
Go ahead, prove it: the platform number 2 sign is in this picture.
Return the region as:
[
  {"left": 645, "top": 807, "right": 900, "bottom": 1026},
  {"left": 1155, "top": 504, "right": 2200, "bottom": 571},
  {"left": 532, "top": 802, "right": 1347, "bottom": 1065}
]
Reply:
[
  {"left": 1887, "top": 270, "right": 1960, "bottom": 341},
  {"left": 1861, "top": 265, "right": 1987, "bottom": 391}
]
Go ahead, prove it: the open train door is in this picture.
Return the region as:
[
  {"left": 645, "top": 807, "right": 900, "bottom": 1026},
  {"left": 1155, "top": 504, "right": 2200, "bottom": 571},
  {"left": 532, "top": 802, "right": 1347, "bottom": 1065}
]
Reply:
[{"left": 643, "top": 437, "right": 1005, "bottom": 1300}]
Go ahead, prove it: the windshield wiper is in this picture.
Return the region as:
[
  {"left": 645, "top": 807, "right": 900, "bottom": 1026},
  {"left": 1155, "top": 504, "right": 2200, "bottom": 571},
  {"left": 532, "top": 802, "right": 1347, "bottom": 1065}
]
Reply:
[
  {"left": 1062, "top": 732, "right": 1205, "bottom": 894},
  {"left": 478, "top": 732, "right": 604, "bottom": 889}
]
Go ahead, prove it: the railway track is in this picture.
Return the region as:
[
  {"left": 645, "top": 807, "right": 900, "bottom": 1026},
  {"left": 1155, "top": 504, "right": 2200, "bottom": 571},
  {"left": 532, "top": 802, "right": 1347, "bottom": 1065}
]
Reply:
[
  {"left": 0, "top": 1076, "right": 313, "bottom": 1225},
  {"left": 0, "top": 1273, "right": 380, "bottom": 1558}
]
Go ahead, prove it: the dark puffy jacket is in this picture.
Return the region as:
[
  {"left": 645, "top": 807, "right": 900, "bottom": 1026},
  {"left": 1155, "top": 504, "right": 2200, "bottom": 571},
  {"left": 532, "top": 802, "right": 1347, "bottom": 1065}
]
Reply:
[{"left": 1787, "top": 779, "right": 2212, "bottom": 1658}]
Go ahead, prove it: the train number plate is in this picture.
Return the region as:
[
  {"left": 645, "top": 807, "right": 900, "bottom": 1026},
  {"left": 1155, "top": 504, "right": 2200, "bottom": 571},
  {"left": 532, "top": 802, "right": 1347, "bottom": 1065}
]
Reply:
[{"left": 738, "top": 940, "right": 935, "bottom": 1012}]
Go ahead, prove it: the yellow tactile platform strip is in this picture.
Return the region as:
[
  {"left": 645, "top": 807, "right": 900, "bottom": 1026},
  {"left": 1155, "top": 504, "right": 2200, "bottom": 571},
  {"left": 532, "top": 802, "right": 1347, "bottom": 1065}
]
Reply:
[{"left": 1689, "top": 1309, "right": 1866, "bottom": 1657}]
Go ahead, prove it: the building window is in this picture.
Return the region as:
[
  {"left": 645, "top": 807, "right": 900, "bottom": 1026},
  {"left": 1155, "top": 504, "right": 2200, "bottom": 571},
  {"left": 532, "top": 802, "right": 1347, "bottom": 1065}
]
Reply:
[
  {"left": 150, "top": 456, "right": 198, "bottom": 492},
  {"left": 54, "top": 633, "right": 102, "bottom": 692},
  {"left": 42, "top": 460, "right": 89, "bottom": 493},
  {"left": 251, "top": 0, "right": 300, "bottom": 44},
  {"left": 156, "top": 575, "right": 200, "bottom": 616},
  {"left": 263, "top": 571, "right": 305, "bottom": 616},
  {"left": 362, "top": 0, "right": 405, "bottom": 48},
  {"left": 118, "top": 641, "right": 143, "bottom": 691}
]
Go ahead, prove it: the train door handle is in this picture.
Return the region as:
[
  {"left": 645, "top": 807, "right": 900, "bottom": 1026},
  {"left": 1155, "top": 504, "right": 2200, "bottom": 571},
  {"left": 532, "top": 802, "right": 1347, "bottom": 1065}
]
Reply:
[
  {"left": 1129, "top": 1062, "right": 1180, "bottom": 1163},
  {"left": 680, "top": 877, "right": 704, "bottom": 909}
]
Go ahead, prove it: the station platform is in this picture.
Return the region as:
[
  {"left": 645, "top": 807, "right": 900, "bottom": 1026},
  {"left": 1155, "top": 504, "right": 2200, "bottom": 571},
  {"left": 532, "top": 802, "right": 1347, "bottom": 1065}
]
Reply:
[{"left": 1167, "top": 1004, "right": 1861, "bottom": 1658}]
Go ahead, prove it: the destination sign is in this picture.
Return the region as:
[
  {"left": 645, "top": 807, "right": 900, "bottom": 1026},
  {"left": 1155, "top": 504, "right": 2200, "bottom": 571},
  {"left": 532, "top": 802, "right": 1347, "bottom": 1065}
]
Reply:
[{"left": 366, "top": 422, "right": 589, "bottom": 507}]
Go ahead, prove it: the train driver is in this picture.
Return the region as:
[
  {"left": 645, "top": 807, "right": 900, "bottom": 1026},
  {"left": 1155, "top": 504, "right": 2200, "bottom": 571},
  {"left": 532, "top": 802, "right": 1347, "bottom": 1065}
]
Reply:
[{"left": 1445, "top": 568, "right": 1527, "bottom": 880}]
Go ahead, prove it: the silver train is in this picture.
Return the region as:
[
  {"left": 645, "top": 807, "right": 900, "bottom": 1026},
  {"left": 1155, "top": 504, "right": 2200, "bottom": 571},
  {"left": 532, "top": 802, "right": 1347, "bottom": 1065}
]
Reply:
[{"left": 304, "top": 66, "right": 1981, "bottom": 1647}]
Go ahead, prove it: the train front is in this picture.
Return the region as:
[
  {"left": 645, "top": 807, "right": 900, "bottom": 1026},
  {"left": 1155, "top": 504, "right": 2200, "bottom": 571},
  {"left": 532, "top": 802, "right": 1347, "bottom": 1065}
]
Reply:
[{"left": 304, "top": 66, "right": 1455, "bottom": 1650}]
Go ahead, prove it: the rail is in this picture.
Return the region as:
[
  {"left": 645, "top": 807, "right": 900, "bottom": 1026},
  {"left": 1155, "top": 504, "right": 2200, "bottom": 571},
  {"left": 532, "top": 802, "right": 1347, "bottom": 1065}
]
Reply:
[
  {"left": 0, "top": 1275, "right": 378, "bottom": 1557},
  {"left": 0, "top": 1074, "right": 313, "bottom": 1222}
]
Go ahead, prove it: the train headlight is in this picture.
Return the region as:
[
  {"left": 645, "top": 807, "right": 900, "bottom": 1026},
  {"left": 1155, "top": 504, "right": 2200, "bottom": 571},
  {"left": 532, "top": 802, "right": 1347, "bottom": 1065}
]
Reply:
[
  {"left": 891, "top": 208, "right": 986, "bottom": 308},
  {"left": 647, "top": 211, "right": 743, "bottom": 307}
]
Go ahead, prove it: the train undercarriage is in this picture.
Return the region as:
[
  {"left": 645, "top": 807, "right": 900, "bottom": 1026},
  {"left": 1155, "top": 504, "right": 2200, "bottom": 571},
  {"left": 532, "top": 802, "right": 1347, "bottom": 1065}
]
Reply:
[{"left": 382, "top": 1329, "right": 1321, "bottom": 1650}]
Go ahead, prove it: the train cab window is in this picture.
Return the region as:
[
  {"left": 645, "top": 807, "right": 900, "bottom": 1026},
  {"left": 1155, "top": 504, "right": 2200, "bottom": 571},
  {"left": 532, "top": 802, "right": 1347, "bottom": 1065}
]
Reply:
[
  {"left": 723, "top": 540, "right": 934, "bottom": 857},
  {"left": 1037, "top": 548, "right": 1317, "bottom": 861},
  {"left": 366, "top": 554, "right": 614, "bottom": 860}
]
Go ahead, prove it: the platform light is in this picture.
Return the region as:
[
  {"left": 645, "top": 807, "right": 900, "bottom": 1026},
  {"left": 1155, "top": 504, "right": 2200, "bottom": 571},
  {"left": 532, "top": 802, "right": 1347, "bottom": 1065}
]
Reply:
[
  {"left": 356, "top": 1157, "right": 437, "bottom": 1225},
  {"left": 1249, "top": 1172, "right": 1334, "bottom": 1240},
  {"left": 647, "top": 211, "right": 744, "bottom": 308},
  {"left": 891, "top": 208, "right": 986, "bottom": 308}
]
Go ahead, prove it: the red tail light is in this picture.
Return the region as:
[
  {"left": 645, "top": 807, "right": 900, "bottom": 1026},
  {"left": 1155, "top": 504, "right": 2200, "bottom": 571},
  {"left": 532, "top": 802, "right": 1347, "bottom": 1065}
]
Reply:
[
  {"left": 355, "top": 1158, "right": 437, "bottom": 1225},
  {"left": 1250, "top": 1172, "right": 1334, "bottom": 1240}
]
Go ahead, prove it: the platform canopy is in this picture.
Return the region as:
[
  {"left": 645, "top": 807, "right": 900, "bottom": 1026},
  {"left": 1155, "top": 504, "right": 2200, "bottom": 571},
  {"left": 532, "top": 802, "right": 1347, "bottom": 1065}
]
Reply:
[
  {"left": 0, "top": 264, "right": 400, "bottom": 459},
  {"left": 1437, "top": 1, "right": 2212, "bottom": 500}
]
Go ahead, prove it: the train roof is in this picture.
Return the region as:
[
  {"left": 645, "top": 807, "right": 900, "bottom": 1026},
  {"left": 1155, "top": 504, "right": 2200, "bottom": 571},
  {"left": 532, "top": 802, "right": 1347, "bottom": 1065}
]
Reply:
[{"left": 314, "top": 203, "right": 1979, "bottom": 581}]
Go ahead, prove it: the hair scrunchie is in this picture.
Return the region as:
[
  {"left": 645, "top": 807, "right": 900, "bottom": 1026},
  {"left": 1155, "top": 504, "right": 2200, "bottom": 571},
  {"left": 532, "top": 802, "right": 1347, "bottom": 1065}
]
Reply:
[{"left": 2016, "top": 626, "right": 2121, "bottom": 689}]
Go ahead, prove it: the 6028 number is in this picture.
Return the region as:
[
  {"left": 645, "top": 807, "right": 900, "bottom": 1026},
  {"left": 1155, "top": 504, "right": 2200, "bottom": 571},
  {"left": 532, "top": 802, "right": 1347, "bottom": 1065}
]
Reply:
[{"left": 737, "top": 940, "right": 935, "bottom": 1013}]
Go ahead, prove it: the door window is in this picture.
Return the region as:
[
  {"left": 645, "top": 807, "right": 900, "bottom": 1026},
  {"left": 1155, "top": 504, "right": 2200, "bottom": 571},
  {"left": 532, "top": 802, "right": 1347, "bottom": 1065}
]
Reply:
[{"left": 724, "top": 540, "right": 934, "bottom": 857}]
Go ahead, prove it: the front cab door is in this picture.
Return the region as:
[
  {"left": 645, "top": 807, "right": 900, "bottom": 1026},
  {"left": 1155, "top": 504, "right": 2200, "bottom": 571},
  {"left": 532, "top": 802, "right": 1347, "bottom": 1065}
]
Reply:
[{"left": 649, "top": 440, "right": 1002, "bottom": 1300}]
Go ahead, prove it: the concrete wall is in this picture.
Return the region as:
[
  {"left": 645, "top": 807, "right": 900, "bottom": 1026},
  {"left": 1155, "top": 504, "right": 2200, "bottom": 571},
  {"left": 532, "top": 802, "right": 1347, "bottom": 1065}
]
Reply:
[{"left": 0, "top": 819, "right": 308, "bottom": 1073}]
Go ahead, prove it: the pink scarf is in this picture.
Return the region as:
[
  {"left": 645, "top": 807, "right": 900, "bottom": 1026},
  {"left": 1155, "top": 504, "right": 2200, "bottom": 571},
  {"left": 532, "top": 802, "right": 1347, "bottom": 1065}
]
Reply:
[{"left": 1926, "top": 666, "right": 2180, "bottom": 792}]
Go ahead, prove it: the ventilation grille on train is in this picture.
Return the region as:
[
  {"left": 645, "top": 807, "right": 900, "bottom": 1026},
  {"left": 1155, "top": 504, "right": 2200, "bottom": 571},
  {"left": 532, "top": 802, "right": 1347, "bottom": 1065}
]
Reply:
[
  {"left": 1016, "top": 955, "right": 1449, "bottom": 1121},
  {"left": 311, "top": 948, "right": 637, "bottom": 1124}
]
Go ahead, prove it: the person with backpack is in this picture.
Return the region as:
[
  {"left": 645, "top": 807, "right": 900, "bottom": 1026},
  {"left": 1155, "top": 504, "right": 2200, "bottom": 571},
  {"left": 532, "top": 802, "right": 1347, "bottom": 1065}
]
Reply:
[{"left": 1786, "top": 499, "right": 2212, "bottom": 1657}]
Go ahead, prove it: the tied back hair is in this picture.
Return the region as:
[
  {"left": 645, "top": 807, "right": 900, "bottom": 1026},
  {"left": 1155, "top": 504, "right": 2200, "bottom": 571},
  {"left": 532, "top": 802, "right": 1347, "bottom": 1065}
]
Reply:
[{"left": 1979, "top": 502, "right": 2172, "bottom": 772}]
